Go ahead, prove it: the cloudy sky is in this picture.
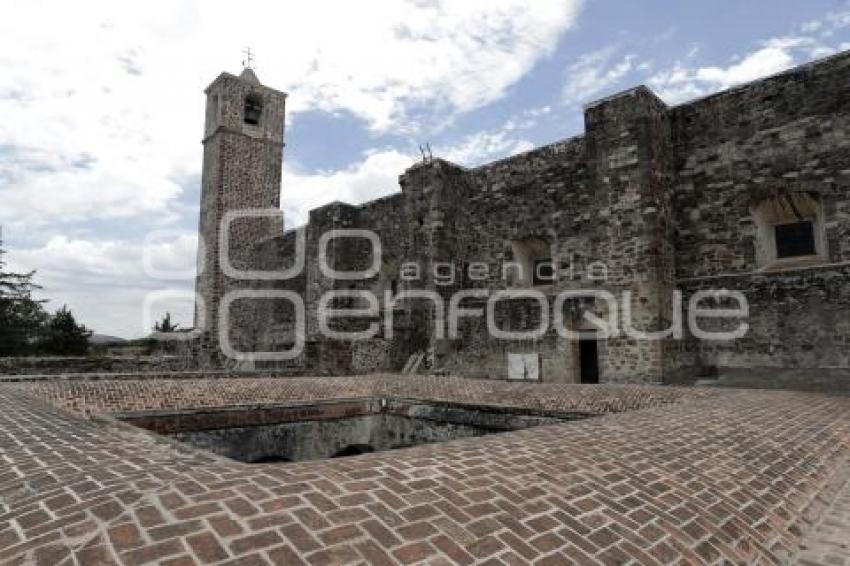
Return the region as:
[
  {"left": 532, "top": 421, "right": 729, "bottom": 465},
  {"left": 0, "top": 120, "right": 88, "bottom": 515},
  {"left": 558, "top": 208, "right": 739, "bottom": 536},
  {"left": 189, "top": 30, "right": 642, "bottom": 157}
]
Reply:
[{"left": 1, "top": 0, "right": 849, "bottom": 338}]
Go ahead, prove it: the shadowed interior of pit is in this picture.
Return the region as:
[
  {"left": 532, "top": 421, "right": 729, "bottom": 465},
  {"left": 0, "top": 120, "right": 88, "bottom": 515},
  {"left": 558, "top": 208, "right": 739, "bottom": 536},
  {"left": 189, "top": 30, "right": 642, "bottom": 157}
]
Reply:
[{"left": 117, "top": 397, "right": 587, "bottom": 464}]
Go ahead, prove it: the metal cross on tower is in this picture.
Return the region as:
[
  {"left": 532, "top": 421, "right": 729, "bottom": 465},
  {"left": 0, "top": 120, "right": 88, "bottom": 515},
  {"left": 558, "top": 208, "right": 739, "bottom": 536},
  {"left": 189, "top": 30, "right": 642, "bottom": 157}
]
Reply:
[{"left": 241, "top": 47, "right": 255, "bottom": 69}]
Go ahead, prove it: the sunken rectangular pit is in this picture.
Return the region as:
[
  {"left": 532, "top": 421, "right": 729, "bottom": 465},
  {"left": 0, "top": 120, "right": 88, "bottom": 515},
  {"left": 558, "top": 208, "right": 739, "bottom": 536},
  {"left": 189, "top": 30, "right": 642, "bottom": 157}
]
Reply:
[{"left": 117, "top": 398, "right": 589, "bottom": 464}]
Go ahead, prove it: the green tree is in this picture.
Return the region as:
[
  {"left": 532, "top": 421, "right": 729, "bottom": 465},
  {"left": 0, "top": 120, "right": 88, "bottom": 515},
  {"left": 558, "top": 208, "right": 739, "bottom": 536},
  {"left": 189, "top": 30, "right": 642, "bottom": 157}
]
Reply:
[
  {"left": 0, "top": 236, "right": 48, "bottom": 356},
  {"left": 152, "top": 312, "right": 180, "bottom": 354},
  {"left": 154, "top": 312, "right": 179, "bottom": 333},
  {"left": 39, "top": 305, "right": 92, "bottom": 356}
]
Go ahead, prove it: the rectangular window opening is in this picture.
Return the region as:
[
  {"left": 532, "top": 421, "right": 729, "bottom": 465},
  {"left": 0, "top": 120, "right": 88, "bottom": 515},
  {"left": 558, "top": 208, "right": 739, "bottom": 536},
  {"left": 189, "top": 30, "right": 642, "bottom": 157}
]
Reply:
[{"left": 775, "top": 221, "right": 816, "bottom": 259}]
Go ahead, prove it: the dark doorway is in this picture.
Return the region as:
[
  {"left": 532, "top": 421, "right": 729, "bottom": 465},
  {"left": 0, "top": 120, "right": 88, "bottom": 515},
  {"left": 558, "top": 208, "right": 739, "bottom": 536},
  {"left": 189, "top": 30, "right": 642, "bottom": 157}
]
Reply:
[{"left": 579, "top": 335, "right": 599, "bottom": 384}]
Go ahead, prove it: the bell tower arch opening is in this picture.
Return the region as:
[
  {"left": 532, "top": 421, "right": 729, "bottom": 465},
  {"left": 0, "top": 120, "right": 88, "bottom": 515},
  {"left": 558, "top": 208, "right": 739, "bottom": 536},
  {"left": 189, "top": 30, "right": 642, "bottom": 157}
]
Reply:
[{"left": 243, "top": 93, "right": 264, "bottom": 126}]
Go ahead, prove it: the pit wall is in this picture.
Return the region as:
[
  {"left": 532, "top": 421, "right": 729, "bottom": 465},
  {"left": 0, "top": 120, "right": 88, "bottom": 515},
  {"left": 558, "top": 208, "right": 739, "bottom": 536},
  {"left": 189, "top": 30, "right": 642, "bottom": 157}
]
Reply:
[
  {"left": 122, "top": 398, "right": 570, "bottom": 463},
  {"left": 173, "top": 414, "right": 488, "bottom": 463}
]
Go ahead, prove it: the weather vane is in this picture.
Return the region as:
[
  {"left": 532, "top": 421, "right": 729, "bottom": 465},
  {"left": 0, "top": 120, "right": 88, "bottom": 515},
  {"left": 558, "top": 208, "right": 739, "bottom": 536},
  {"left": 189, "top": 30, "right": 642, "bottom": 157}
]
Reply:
[{"left": 242, "top": 47, "right": 255, "bottom": 69}]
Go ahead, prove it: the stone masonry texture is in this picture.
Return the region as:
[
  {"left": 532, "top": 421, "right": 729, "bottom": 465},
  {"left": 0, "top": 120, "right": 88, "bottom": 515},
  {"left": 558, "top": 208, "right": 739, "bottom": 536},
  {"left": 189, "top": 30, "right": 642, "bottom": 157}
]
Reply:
[{"left": 194, "top": 52, "right": 850, "bottom": 384}]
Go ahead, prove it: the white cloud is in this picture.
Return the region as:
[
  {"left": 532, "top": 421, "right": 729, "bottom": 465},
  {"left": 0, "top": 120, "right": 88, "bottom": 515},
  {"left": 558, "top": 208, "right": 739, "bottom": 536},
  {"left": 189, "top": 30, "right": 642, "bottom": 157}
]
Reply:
[
  {"left": 281, "top": 106, "right": 552, "bottom": 227},
  {"left": 699, "top": 38, "right": 802, "bottom": 84},
  {"left": 0, "top": 0, "right": 581, "bottom": 233},
  {"left": 5, "top": 131, "right": 535, "bottom": 337},
  {"left": 6, "top": 233, "right": 198, "bottom": 338},
  {"left": 650, "top": 11, "right": 850, "bottom": 105},
  {"left": 281, "top": 150, "right": 415, "bottom": 227},
  {"left": 562, "top": 47, "right": 637, "bottom": 105},
  {"left": 0, "top": 0, "right": 582, "bottom": 335},
  {"left": 280, "top": 105, "right": 545, "bottom": 230},
  {"left": 650, "top": 38, "right": 814, "bottom": 104},
  {"left": 283, "top": 0, "right": 582, "bottom": 131},
  {"left": 501, "top": 105, "right": 553, "bottom": 132},
  {"left": 280, "top": 105, "right": 545, "bottom": 229},
  {"left": 802, "top": 20, "right": 824, "bottom": 34},
  {"left": 442, "top": 130, "right": 534, "bottom": 166},
  {"left": 652, "top": 51, "right": 787, "bottom": 104},
  {"left": 824, "top": 6, "right": 850, "bottom": 35}
]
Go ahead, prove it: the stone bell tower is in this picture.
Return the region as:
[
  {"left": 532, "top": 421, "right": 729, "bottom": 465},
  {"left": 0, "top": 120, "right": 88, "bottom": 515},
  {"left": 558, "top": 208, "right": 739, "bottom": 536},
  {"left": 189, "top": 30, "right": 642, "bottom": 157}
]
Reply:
[{"left": 194, "top": 66, "right": 287, "bottom": 365}]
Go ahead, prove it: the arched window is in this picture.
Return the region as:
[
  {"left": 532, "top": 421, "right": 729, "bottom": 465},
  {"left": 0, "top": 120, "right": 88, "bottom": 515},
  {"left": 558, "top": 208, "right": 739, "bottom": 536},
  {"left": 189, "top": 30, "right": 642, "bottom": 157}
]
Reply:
[
  {"left": 752, "top": 192, "right": 826, "bottom": 268},
  {"left": 243, "top": 94, "right": 263, "bottom": 126}
]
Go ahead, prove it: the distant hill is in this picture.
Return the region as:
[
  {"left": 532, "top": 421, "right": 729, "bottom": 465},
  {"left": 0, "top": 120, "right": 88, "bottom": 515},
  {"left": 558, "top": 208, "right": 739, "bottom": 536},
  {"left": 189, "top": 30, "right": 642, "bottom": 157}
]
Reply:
[{"left": 88, "top": 334, "right": 128, "bottom": 345}]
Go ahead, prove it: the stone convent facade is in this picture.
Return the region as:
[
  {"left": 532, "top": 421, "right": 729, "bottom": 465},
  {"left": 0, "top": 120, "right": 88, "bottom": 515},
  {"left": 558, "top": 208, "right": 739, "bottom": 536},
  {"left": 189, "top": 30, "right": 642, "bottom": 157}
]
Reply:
[{"left": 194, "top": 52, "right": 850, "bottom": 384}]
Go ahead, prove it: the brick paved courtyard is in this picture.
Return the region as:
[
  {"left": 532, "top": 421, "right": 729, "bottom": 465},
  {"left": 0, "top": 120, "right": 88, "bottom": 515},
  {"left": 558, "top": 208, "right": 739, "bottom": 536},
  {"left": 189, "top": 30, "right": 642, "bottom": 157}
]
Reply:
[{"left": 0, "top": 374, "right": 848, "bottom": 565}]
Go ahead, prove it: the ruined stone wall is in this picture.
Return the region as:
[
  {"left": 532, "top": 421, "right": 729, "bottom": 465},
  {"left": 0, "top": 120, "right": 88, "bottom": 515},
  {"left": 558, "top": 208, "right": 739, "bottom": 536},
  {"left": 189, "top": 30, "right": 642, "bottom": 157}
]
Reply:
[
  {"left": 582, "top": 87, "right": 679, "bottom": 382},
  {"left": 355, "top": 193, "right": 409, "bottom": 369},
  {"left": 418, "top": 88, "right": 682, "bottom": 384},
  {"left": 669, "top": 51, "right": 850, "bottom": 375},
  {"left": 0, "top": 356, "right": 193, "bottom": 376},
  {"left": 435, "top": 139, "right": 589, "bottom": 382},
  {"left": 236, "top": 230, "right": 308, "bottom": 369},
  {"left": 671, "top": 52, "right": 850, "bottom": 277},
  {"left": 675, "top": 265, "right": 850, "bottom": 373},
  {"left": 247, "top": 193, "right": 408, "bottom": 373},
  {"left": 207, "top": 52, "right": 850, "bottom": 383}
]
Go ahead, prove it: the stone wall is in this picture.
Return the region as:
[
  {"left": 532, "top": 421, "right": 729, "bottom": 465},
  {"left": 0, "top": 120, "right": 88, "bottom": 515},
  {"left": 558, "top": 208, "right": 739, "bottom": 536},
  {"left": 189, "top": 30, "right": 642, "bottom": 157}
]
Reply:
[
  {"left": 194, "top": 68, "right": 287, "bottom": 367},
  {"left": 676, "top": 265, "right": 850, "bottom": 375},
  {"left": 670, "top": 52, "right": 850, "bottom": 277},
  {"left": 128, "top": 397, "right": 569, "bottom": 463},
  {"left": 206, "top": 51, "right": 850, "bottom": 384},
  {"left": 667, "top": 51, "right": 850, "bottom": 377},
  {"left": 0, "top": 356, "right": 191, "bottom": 376}
]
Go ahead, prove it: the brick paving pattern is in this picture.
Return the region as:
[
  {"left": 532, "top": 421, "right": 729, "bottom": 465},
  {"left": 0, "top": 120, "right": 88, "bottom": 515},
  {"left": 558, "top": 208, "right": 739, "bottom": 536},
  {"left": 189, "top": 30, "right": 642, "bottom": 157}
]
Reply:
[
  {"left": 0, "top": 375, "right": 848, "bottom": 565},
  {"left": 795, "top": 473, "right": 850, "bottom": 565},
  {"left": 4, "top": 374, "right": 713, "bottom": 417}
]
